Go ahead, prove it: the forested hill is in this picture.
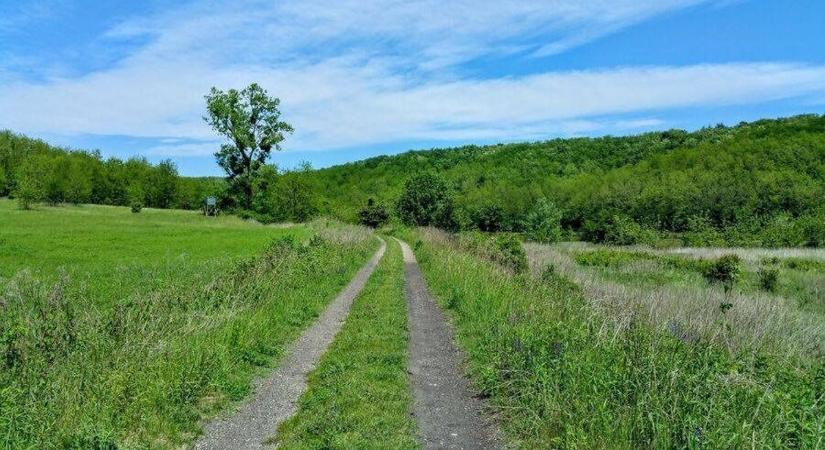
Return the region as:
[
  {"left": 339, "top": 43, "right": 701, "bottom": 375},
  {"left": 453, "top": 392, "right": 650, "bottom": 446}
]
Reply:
[{"left": 307, "top": 113, "right": 825, "bottom": 246}]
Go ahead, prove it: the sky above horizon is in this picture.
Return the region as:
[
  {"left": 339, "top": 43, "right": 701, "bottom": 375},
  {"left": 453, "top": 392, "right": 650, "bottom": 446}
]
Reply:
[{"left": 1, "top": 1, "right": 824, "bottom": 176}]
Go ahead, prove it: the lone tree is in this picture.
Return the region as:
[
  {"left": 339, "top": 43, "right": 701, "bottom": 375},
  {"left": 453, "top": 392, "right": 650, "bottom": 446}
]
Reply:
[{"left": 204, "top": 83, "right": 293, "bottom": 208}]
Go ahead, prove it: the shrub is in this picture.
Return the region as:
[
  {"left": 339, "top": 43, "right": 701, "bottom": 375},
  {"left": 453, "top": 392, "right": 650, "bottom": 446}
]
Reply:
[
  {"left": 458, "top": 232, "right": 527, "bottom": 273},
  {"left": 523, "top": 198, "right": 562, "bottom": 243},
  {"left": 794, "top": 214, "right": 825, "bottom": 247},
  {"left": 757, "top": 267, "right": 779, "bottom": 292},
  {"left": 357, "top": 198, "right": 389, "bottom": 228},
  {"left": 603, "top": 215, "right": 658, "bottom": 245},
  {"left": 682, "top": 216, "right": 725, "bottom": 247},
  {"left": 704, "top": 254, "right": 742, "bottom": 290},
  {"left": 130, "top": 202, "right": 142, "bottom": 213},
  {"left": 494, "top": 234, "right": 528, "bottom": 273},
  {"left": 470, "top": 203, "right": 507, "bottom": 232}
]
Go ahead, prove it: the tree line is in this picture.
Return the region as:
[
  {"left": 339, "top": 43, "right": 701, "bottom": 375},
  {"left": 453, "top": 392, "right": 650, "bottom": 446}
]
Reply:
[
  {"left": 5, "top": 83, "right": 825, "bottom": 249},
  {"left": 303, "top": 113, "right": 825, "bottom": 247},
  {"left": 0, "top": 131, "right": 223, "bottom": 210}
]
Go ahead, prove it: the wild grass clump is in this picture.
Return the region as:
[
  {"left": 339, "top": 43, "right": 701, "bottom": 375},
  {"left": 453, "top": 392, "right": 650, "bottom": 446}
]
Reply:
[
  {"left": 0, "top": 232, "right": 375, "bottom": 448},
  {"left": 410, "top": 232, "right": 825, "bottom": 448},
  {"left": 308, "top": 218, "right": 373, "bottom": 245}
]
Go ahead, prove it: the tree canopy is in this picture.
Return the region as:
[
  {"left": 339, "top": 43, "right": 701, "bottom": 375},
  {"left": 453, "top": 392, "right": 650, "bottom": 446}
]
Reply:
[{"left": 204, "top": 83, "right": 293, "bottom": 208}]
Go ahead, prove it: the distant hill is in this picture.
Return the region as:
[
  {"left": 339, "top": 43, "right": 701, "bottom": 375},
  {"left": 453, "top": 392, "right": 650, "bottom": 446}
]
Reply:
[{"left": 304, "top": 113, "right": 825, "bottom": 246}]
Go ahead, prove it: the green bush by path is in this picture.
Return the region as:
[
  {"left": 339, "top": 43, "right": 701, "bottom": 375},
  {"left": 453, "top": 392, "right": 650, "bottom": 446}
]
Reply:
[
  {"left": 406, "top": 229, "right": 825, "bottom": 448},
  {"left": 276, "top": 239, "right": 417, "bottom": 449},
  {"left": 0, "top": 203, "right": 376, "bottom": 449}
]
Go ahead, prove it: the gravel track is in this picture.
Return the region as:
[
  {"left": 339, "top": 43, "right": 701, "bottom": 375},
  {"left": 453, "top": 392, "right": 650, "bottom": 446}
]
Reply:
[
  {"left": 193, "top": 239, "right": 386, "bottom": 450},
  {"left": 396, "top": 238, "right": 501, "bottom": 449}
]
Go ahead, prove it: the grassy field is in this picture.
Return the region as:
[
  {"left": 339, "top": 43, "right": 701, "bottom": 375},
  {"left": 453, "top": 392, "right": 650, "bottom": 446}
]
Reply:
[
  {"left": 0, "top": 202, "right": 376, "bottom": 448},
  {"left": 0, "top": 199, "right": 308, "bottom": 304},
  {"left": 406, "top": 228, "right": 825, "bottom": 448},
  {"left": 277, "top": 238, "right": 418, "bottom": 449}
]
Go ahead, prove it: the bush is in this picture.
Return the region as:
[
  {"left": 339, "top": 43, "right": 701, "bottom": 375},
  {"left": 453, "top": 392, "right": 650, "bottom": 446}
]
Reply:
[
  {"left": 603, "top": 215, "right": 658, "bottom": 245},
  {"left": 704, "top": 254, "right": 742, "bottom": 290},
  {"left": 130, "top": 202, "right": 142, "bottom": 213},
  {"left": 523, "top": 198, "right": 562, "bottom": 243},
  {"left": 682, "top": 216, "right": 725, "bottom": 247},
  {"left": 795, "top": 214, "right": 825, "bottom": 247},
  {"left": 357, "top": 198, "right": 389, "bottom": 228},
  {"left": 458, "top": 232, "right": 527, "bottom": 273},
  {"left": 757, "top": 267, "right": 779, "bottom": 292},
  {"left": 470, "top": 203, "right": 507, "bottom": 232},
  {"left": 493, "top": 234, "right": 528, "bottom": 273}
]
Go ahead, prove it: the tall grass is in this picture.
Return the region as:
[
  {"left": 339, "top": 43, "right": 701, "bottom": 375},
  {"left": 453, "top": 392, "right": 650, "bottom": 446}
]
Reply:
[
  {"left": 408, "top": 228, "right": 825, "bottom": 448},
  {"left": 1, "top": 226, "right": 375, "bottom": 448},
  {"left": 527, "top": 244, "right": 825, "bottom": 364}
]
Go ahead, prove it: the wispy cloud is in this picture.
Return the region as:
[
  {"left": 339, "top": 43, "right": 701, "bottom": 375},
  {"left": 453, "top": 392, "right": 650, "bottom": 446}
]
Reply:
[{"left": 2, "top": 0, "right": 823, "bottom": 159}]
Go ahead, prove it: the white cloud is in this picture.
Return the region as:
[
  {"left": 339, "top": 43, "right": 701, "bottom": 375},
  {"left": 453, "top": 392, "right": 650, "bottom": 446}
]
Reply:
[{"left": 3, "top": 0, "right": 823, "bottom": 157}]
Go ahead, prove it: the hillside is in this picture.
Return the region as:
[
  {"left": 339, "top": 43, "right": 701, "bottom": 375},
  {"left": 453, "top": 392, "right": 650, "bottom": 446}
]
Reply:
[{"left": 306, "top": 113, "right": 825, "bottom": 246}]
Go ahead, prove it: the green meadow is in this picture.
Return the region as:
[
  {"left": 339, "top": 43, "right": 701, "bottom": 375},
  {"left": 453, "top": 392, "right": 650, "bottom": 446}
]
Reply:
[{"left": 0, "top": 201, "right": 376, "bottom": 448}]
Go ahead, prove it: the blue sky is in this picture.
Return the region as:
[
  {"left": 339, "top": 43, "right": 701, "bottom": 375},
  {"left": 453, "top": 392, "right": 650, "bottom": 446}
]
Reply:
[{"left": 1, "top": 0, "right": 824, "bottom": 176}]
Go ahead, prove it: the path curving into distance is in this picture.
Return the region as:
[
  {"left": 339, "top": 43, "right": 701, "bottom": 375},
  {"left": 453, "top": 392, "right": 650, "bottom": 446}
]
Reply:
[
  {"left": 396, "top": 238, "right": 501, "bottom": 449},
  {"left": 194, "top": 238, "right": 386, "bottom": 450}
]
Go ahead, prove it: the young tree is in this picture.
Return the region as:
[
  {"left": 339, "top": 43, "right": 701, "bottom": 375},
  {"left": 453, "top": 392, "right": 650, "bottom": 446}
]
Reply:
[
  {"left": 13, "top": 155, "right": 50, "bottom": 209},
  {"left": 204, "top": 83, "right": 293, "bottom": 209},
  {"left": 524, "top": 198, "right": 563, "bottom": 243},
  {"left": 396, "top": 172, "right": 455, "bottom": 229},
  {"left": 358, "top": 198, "right": 389, "bottom": 228}
]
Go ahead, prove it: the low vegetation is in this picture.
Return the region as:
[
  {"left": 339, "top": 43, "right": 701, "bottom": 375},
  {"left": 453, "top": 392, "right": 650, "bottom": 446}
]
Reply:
[
  {"left": 277, "top": 239, "right": 418, "bottom": 449},
  {"left": 406, "top": 228, "right": 824, "bottom": 448},
  {"left": 0, "top": 203, "right": 376, "bottom": 448}
]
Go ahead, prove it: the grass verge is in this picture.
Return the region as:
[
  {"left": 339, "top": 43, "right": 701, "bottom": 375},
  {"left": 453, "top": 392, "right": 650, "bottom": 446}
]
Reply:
[
  {"left": 276, "top": 238, "right": 418, "bottom": 449},
  {"left": 405, "top": 228, "right": 825, "bottom": 449}
]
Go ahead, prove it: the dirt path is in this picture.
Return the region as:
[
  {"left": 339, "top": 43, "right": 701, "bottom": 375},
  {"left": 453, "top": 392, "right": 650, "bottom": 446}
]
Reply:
[
  {"left": 193, "top": 239, "right": 386, "bottom": 450},
  {"left": 396, "top": 239, "right": 500, "bottom": 449}
]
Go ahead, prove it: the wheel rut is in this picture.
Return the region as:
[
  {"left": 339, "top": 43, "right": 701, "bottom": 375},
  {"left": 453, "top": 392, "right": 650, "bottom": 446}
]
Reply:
[
  {"left": 396, "top": 238, "right": 500, "bottom": 450},
  {"left": 193, "top": 239, "right": 386, "bottom": 450}
]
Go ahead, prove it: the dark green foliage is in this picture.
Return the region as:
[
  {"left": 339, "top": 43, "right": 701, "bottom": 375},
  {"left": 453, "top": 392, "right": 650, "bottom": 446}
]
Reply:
[
  {"left": 469, "top": 203, "right": 507, "bottom": 231},
  {"left": 523, "top": 198, "right": 562, "bottom": 243},
  {"left": 602, "top": 215, "right": 658, "bottom": 245},
  {"left": 204, "top": 83, "right": 293, "bottom": 209},
  {"left": 396, "top": 172, "right": 456, "bottom": 229},
  {"left": 299, "top": 114, "right": 825, "bottom": 247},
  {"left": 1, "top": 130, "right": 222, "bottom": 210},
  {"left": 757, "top": 267, "right": 779, "bottom": 292},
  {"left": 357, "top": 198, "right": 389, "bottom": 228},
  {"left": 704, "top": 254, "right": 742, "bottom": 288},
  {"left": 458, "top": 232, "right": 528, "bottom": 273},
  {"left": 130, "top": 202, "right": 142, "bottom": 213}
]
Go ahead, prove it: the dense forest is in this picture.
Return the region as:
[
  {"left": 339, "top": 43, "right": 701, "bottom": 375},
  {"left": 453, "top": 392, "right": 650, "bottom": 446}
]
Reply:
[
  {"left": 4, "top": 114, "right": 825, "bottom": 247},
  {"left": 303, "top": 113, "right": 825, "bottom": 247}
]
